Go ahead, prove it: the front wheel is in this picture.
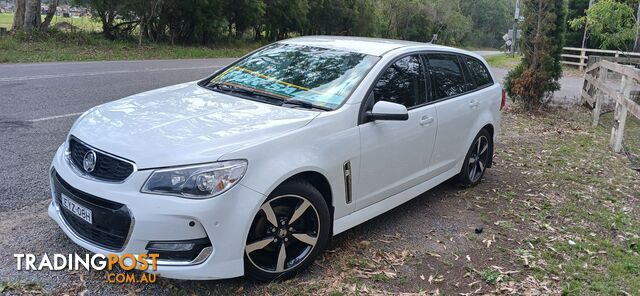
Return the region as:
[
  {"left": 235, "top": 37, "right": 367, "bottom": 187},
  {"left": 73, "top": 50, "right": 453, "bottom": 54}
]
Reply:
[
  {"left": 244, "top": 179, "right": 330, "bottom": 282},
  {"left": 458, "top": 129, "right": 492, "bottom": 186}
]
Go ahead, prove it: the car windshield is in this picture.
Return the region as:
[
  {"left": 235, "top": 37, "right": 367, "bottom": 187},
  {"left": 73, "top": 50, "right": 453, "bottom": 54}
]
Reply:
[{"left": 204, "top": 43, "right": 379, "bottom": 110}]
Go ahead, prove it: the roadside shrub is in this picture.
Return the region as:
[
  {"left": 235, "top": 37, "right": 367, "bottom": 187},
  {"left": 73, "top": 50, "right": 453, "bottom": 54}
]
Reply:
[{"left": 504, "top": 0, "right": 566, "bottom": 111}]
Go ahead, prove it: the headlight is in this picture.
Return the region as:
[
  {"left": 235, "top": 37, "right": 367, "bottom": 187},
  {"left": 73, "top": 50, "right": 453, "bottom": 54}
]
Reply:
[{"left": 141, "top": 160, "right": 247, "bottom": 199}]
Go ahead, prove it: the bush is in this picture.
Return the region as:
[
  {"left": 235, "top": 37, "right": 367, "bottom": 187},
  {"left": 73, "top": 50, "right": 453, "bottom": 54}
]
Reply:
[{"left": 505, "top": 0, "right": 566, "bottom": 111}]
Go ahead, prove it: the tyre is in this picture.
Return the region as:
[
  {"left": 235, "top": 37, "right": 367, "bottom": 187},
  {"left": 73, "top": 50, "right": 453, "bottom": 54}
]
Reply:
[
  {"left": 244, "top": 179, "right": 330, "bottom": 282},
  {"left": 458, "top": 129, "right": 492, "bottom": 186}
]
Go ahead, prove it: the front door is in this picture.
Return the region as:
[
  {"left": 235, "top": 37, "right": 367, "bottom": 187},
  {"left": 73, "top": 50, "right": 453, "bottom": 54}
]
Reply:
[{"left": 356, "top": 54, "right": 437, "bottom": 210}]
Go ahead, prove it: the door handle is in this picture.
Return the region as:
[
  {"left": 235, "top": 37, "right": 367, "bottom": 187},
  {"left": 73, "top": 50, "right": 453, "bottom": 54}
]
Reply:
[
  {"left": 419, "top": 116, "right": 434, "bottom": 126},
  {"left": 469, "top": 100, "right": 480, "bottom": 108}
]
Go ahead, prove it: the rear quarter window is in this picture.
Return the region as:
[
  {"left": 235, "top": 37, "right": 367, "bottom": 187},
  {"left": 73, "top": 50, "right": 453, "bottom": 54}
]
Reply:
[
  {"left": 464, "top": 57, "right": 493, "bottom": 88},
  {"left": 425, "top": 54, "right": 467, "bottom": 99}
]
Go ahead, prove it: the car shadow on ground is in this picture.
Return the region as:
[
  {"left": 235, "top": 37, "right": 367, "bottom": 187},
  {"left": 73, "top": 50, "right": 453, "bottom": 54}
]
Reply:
[{"left": 158, "top": 175, "right": 485, "bottom": 294}]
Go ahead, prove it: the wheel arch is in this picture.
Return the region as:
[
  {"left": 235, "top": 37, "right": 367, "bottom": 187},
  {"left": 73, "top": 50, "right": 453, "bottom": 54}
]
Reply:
[
  {"left": 480, "top": 123, "right": 494, "bottom": 168},
  {"left": 278, "top": 171, "right": 334, "bottom": 229},
  {"left": 461, "top": 121, "right": 495, "bottom": 171}
]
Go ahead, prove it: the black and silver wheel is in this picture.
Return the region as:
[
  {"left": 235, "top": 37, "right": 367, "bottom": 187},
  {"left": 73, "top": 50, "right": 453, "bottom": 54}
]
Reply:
[
  {"left": 244, "top": 179, "right": 330, "bottom": 281},
  {"left": 458, "top": 129, "right": 492, "bottom": 186}
]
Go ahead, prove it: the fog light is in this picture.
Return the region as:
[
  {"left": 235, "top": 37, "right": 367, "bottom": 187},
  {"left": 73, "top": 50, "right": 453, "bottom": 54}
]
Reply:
[
  {"left": 145, "top": 238, "right": 212, "bottom": 263},
  {"left": 146, "top": 242, "right": 195, "bottom": 252}
]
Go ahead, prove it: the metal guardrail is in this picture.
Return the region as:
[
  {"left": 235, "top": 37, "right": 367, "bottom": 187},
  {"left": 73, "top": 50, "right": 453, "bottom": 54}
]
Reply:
[
  {"left": 562, "top": 47, "right": 640, "bottom": 71},
  {"left": 582, "top": 59, "right": 640, "bottom": 152}
]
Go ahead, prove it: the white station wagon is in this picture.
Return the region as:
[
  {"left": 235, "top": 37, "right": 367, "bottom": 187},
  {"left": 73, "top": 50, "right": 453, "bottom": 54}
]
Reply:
[{"left": 48, "top": 36, "right": 503, "bottom": 281}]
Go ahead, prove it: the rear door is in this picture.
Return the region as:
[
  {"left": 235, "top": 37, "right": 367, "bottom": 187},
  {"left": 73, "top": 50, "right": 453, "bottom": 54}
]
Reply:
[
  {"left": 423, "top": 53, "right": 479, "bottom": 174},
  {"left": 356, "top": 54, "right": 437, "bottom": 210}
]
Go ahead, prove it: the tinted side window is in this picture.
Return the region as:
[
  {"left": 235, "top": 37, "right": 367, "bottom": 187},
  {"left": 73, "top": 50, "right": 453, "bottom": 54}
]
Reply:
[
  {"left": 426, "top": 54, "right": 466, "bottom": 99},
  {"left": 464, "top": 57, "right": 493, "bottom": 87},
  {"left": 373, "top": 55, "right": 427, "bottom": 108}
]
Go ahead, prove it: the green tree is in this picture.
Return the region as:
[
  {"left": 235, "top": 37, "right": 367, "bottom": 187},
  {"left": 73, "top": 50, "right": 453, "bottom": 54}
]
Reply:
[
  {"left": 73, "top": 0, "right": 131, "bottom": 39},
  {"left": 161, "top": 0, "right": 226, "bottom": 44},
  {"left": 461, "top": 0, "right": 513, "bottom": 48},
  {"left": 127, "top": 0, "right": 164, "bottom": 44},
  {"left": 307, "top": 0, "right": 379, "bottom": 36},
  {"left": 70, "top": 0, "right": 520, "bottom": 47},
  {"left": 569, "top": 0, "right": 637, "bottom": 50},
  {"left": 264, "top": 0, "right": 309, "bottom": 40},
  {"left": 505, "top": 0, "right": 567, "bottom": 111},
  {"left": 222, "top": 0, "right": 265, "bottom": 38},
  {"left": 378, "top": 0, "right": 470, "bottom": 45},
  {"left": 565, "top": 0, "right": 591, "bottom": 47}
]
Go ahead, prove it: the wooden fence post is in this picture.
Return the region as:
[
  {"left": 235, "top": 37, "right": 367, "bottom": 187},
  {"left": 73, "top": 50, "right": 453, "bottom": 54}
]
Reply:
[
  {"left": 580, "top": 48, "right": 587, "bottom": 71},
  {"left": 592, "top": 66, "right": 607, "bottom": 127},
  {"left": 610, "top": 75, "right": 631, "bottom": 153}
]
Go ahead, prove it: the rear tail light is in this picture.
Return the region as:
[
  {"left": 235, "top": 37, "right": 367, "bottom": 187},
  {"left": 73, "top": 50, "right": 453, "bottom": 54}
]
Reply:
[{"left": 500, "top": 89, "right": 506, "bottom": 111}]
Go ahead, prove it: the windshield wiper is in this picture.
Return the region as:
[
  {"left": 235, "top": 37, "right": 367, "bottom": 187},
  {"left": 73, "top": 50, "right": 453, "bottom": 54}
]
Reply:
[
  {"left": 281, "top": 99, "right": 331, "bottom": 111},
  {"left": 207, "top": 82, "right": 282, "bottom": 105},
  {"left": 207, "top": 82, "right": 331, "bottom": 111}
]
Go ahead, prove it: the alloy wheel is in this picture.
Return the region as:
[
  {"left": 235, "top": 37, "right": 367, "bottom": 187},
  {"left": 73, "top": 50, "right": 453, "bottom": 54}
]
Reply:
[
  {"left": 245, "top": 195, "right": 320, "bottom": 273},
  {"left": 468, "top": 135, "right": 489, "bottom": 183}
]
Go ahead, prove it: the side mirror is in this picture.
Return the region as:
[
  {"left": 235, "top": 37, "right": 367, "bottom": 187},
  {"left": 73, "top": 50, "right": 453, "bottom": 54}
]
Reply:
[{"left": 366, "top": 101, "right": 409, "bottom": 121}]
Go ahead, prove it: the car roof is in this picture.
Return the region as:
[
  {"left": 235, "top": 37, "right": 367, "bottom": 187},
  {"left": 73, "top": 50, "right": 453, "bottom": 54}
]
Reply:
[{"left": 278, "top": 35, "right": 464, "bottom": 57}]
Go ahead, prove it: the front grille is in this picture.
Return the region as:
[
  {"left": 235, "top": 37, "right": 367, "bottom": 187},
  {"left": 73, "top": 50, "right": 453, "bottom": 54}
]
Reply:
[
  {"left": 53, "top": 171, "right": 132, "bottom": 250},
  {"left": 68, "top": 136, "right": 134, "bottom": 182}
]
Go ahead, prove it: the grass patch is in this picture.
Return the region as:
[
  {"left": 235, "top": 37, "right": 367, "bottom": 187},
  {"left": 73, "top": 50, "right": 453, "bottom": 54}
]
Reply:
[
  {"left": 485, "top": 53, "right": 522, "bottom": 69},
  {"left": 598, "top": 112, "right": 640, "bottom": 169},
  {"left": 0, "top": 12, "right": 13, "bottom": 29},
  {"left": 372, "top": 272, "right": 391, "bottom": 282},
  {"left": 0, "top": 12, "right": 100, "bottom": 30},
  {"left": 500, "top": 108, "right": 640, "bottom": 295},
  {"left": 0, "top": 30, "right": 263, "bottom": 63},
  {"left": 481, "top": 268, "right": 504, "bottom": 285}
]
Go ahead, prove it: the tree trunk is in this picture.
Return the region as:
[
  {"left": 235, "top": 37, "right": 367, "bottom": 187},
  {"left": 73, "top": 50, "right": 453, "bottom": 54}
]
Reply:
[
  {"left": 634, "top": 3, "right": 640, "bottom": 52},
  {"left": 253, "top": 25, "right": 261, "bottom": 40},
  {"left": 40, "top": 0, "right": 58, "bottom": 30},
  {"left": 139, "top": 18, "right": 144, "bottom": 46},
  {"left": 11, "top": 0, "right": 26, "bottom": 31},
  {"left": 100, "top": 11, "right": 115, "bottom": 39},
  {"left": 23, "top": 0, "right": 41, "bottom": 32}
]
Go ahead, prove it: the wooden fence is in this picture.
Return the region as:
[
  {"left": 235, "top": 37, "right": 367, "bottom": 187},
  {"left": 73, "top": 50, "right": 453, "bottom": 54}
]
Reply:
[
  {"left": 562, "top": 47, "right": 640, "bottom": 71},
  {"left": 582, "top": 59, "right": 640, "bottom": 153}
]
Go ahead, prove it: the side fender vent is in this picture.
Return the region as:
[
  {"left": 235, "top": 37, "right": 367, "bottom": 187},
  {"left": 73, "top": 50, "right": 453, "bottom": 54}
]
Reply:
[{"left": 343, "top": 161, "right": 352, "bottom": 204}]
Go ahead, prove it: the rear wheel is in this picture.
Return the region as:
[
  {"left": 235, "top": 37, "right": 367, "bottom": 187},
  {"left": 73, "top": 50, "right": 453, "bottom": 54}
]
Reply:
[
  {"left": 244, "top": 179, "right": 330, "bottom": 282},
  {"left": 458, "top": 129, "right": 492, "bottom": 186}
]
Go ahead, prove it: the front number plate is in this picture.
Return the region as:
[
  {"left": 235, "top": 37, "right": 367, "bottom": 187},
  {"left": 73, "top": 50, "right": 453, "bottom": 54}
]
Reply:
[{"left": 61, "top": 194, "right": 93, "bottom": 224}]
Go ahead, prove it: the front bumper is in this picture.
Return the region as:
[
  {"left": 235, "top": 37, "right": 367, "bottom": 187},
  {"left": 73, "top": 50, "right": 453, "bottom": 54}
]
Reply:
[{"left": 48, "top": 144, "right": 266, "bottom": 280}]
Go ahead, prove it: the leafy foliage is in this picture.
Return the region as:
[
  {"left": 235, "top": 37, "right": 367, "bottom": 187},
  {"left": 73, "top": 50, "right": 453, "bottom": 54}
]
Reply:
[
  {"left": 565, "top": 0, "right": 592, "bottom": 47},
  {"left": 461, "top": 0, "right": 514, "bottom": 48},
  {"left": 307, "top": 0, "right": 378, "bottom": 36},
  {"left": 505, "top": 0, "right": 566, "bottom": 111},
  {"left": 263, "top": 0, "right": 309, "bottom": 40},
  {"left": 569, "top": 0, "right": 638, "bottom": 51},
  {"left": 65, "top": 0, "right": 513, "bottom": 47}
]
